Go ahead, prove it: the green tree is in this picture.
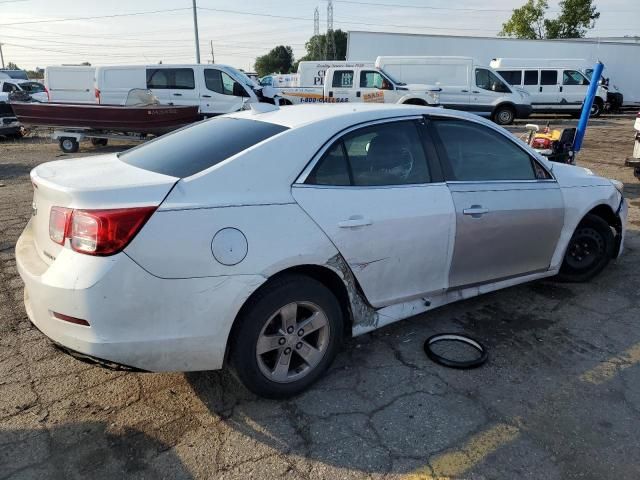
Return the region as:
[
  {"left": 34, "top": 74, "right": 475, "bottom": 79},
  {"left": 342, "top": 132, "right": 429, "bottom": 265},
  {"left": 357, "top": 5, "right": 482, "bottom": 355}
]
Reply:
[
  {"left": 500, "top": 0, "right": 599, "bottom": 39},
  {"left": 296, "top": 29, "right": 348, "bottom": 65},
  {"left": 499, "top": 0, "right": 548, "bottom": 39},
  {"left": 254, "top": 45, "right": 295, "bottom": 77},
  {"left": 6, "top": 62, "right": 20, "bottom": 70}
]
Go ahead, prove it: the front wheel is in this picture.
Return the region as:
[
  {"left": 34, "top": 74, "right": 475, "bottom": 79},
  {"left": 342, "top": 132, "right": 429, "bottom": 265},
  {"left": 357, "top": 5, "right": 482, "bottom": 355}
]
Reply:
[
  {"left": 557, "top": 214, "right": 614, "bottom": 282},
  {"left": 492, "top": 105, "right": 515, "bottom": 125},
  {"left": 590, "top": 99, "right": 603, "bottom": 117},
  {"left": 230, "top": 274, "right": 344, "bottom": 398}
]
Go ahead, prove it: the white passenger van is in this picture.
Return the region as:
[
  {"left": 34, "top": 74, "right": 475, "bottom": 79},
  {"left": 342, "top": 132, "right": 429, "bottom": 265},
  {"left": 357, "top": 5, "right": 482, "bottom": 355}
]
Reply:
[
  {"left": 94, "top": 64, "right": 273, "bottom": 115},
  {"left": 490, "top": 58, "right": 608, "bottom": 117},
  {"left": 375, "top": 56, "right": 531, "bottom": 125},
  {"left": 44, "top": 66, "right": 96, "bottom": 103}
]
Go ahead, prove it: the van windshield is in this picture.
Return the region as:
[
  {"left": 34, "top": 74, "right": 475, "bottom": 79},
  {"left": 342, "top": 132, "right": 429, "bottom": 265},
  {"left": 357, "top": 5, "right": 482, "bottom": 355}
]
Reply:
[
  {"left": 227, "top": 67, "right": 259, "bottom": 89},
  {"left": 118, "top": 117, "right": 289, "bottom": 178},
  {"left": 379, "top": 69, "right": 405, "bottom": 86}
]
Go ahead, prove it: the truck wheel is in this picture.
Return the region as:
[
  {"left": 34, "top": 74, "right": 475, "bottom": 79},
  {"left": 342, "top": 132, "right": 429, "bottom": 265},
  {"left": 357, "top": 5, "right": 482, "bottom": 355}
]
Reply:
[
  {"left": 557, "top": 214, "right": 614, "bottom": 283},
  {"left": 590, "top": 99, "right": 603, "bottom": 117},
  {"left": 90, "top": 138, "right": 108, "bottom": 146},
  {"left": 230, "top": 274, "right": 344, "bottom": 398},
  {"left": 492, "top": 105, "right": 515, "bottom": 125},
  {"left": 59, "top": 137, "right": 79, "bottom": 153}
]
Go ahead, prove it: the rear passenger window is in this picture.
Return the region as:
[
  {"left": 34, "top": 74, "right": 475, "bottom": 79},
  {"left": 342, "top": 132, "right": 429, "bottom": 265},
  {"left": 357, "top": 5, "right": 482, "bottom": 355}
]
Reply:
[
  {"left": 332, "top": 70, "right": 354, "bottom": 88},
  {"left": 307, "top": 121, "right": 430, "bottom": 186},
  {"left": 309, "top": 143, "right": 351, "bottom": 186},
  {"left": 500, "top": 70, "right": 522, "bottom": 85},
  {"left": 540, "top": 70, "right": 558, "bottom": 85},
  {"left": 119, "top": 118, "right": 288, "bottom": 178},
  {"left": 563, "top": 70, "right": 589, "bottom": 86},
  {"left": 146, "top": 68, "right": 195, "bottom": 90},
  {"left": 431, "top": 119, "right": 536, "bottom": 181},
  {"left": 524, "top": 70, "right": 538, "bottom": 85}
]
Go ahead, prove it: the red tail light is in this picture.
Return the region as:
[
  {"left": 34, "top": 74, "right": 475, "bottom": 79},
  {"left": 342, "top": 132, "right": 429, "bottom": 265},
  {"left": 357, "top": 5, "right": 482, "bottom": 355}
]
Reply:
[
  {"left": 45, "top": 86, "right": 51, "bottom": 102},
  {"left": 532, "top": 137, "right": 552, "bottom": 150},
  {"left": 94, "top": 88, "right": 101, "bottom": 103},
  {"left": 49, "top": 206, "right": 156, "bottom": 256}
]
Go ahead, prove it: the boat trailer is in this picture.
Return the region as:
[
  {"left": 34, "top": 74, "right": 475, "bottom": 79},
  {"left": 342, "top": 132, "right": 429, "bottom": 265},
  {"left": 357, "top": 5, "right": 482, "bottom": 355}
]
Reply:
[{"left": 52, "top": 128, "right": 150, "bottom": 153}]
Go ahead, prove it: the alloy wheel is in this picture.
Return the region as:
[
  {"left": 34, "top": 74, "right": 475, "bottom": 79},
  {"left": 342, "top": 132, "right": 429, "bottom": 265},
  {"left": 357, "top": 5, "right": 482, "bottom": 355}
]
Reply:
[{"left": 255, "top": 301, "right": 330, "bottom": 383}]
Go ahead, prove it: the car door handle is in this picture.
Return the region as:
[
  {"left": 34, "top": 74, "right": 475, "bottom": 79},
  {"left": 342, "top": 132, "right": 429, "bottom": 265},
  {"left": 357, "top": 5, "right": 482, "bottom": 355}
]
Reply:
[
  {"left": 461, "top": 89, "right": 469, "bottom": 93},
  {"left": 338, "top": 216, "right": 372, "bottom": 228},
  {"left": 173, "top": 93, "right": 182, "bottom": 96},
  {"left": 202, "top": 94, "right": 212, "bottom": 98},
  {"left": 559, "top": 86, "right": 563, "bottom": 92},
  {"left": 539, "top": 86, "right": 543, "bottom": 92},
  {"left": 463, "top": 206, "right": 489, "bottom": 217},
  {"left": 356, "top": 91, "right": 361, "bottom": 97},
  {"left": 471, "top": 90, "right": 480, "bottom": 94}
]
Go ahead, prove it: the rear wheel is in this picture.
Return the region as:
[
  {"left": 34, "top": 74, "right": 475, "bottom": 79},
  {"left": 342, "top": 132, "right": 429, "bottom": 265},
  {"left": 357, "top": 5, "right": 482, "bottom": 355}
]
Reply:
[
  {"left": 492, "top": 105, "right": 515, "bottom": 125},
  {"left": 557, "top": 214, "right": 614, "bottom": 282},
  {"left": 59, "top": 137, "right": 79, "bottom": 153},
  {"left": 230, "top": 274, "right": 343, "bottom": 398}
]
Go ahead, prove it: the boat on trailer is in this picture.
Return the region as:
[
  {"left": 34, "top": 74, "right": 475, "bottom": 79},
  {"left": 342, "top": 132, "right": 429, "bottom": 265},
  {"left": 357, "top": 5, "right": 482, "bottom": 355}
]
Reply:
[{"left": 10, "top": 89, "right": 202, "bottom": 152}]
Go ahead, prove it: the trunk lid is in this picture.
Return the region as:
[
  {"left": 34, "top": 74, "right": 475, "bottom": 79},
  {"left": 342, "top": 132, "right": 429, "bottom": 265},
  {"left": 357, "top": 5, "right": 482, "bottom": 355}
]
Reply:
[{"left": 30, "top": 154, "right": 178, "bottom": 265}]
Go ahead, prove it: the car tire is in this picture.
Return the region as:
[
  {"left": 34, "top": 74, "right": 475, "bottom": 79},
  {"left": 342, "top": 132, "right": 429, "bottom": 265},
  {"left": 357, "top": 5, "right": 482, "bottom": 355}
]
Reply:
[
  {"left": 230, "top": 274, "right": 344, "bottom": 399},
  {"left": 492, "top": 105, "right": 515, "bottom": 125},
  {"left": 557, "top": 214, "right": 614, "bottom": 283},
  {"left": 59, "top": 137, "right": 79, "bottom": 153},
  {"left": 590, "top": 99, "right": 603, "bottom": 117}
]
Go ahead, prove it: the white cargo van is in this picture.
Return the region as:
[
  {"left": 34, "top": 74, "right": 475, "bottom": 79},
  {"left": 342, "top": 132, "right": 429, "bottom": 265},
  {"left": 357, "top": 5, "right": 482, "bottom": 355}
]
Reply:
[
  {"left": 375, "top": 56, "right": 531, "bottom": 125},
  {"left": 44, "top": 66, "right": 96, "bottom": 103},
  {"left": 94, "top": 64, "right": 274, "bottom": 115},
  {"left": 490, "top": 58, "right": 608, "bottom": 116}
]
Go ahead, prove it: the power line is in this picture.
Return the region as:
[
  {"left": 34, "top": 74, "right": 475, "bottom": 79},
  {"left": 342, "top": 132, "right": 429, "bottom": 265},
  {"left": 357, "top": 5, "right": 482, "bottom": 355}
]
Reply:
[
  {"left": 0, "top": 7, "right": 192, "bottom": 26},
  {"left": 332, "top": 0, "right": 640, "bottom": 13}
]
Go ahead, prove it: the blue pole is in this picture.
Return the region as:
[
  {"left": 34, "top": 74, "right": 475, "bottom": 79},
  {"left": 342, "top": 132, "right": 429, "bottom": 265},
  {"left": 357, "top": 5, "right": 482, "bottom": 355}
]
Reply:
[{"left": 573, "top": 61, "right": 604, "bottom": 156}]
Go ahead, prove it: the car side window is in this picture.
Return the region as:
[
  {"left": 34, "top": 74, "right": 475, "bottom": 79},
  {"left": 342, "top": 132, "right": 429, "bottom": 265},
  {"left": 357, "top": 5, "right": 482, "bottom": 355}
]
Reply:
[
  {"left": 500, "top": 70, "right": 522, "bottom": 86},
  {"left": 540, "top": 70, "right": 558, "bottom": 86},
  {"left": 524, "top": 70, "right": 538, "bottom": 85},
  {"left": 332, "top": 70, "right": 354, "bottom": 88},
  {"left": 563, "top": 70, "right": 589, "bottom": 86},
  {"left": 360, "top": 71, "right": 391, "bottom": 89},
  {"left": 147, "top": 68, "right": 195, "bottom": 90},
  {"left": 307, "top": 121, "right": 431, "bottom": 187},
  {"left": 431, "top": 119, "right": 537, "bottom": 181},
  {"left": 205, "top": 69, "right": 236, "bottom": 96},
  {"left": 2, "top": 83, "right": 17, "bottom": 93},
  {"left": 475, "top": 68, "right": 511, "bottom": 93}
]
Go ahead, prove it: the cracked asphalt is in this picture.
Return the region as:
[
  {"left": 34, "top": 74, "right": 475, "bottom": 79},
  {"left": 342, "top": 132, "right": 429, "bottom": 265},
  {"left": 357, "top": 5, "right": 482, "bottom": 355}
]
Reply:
[{"left": 1, "top": 117, "right": 640, "bottom": 479}]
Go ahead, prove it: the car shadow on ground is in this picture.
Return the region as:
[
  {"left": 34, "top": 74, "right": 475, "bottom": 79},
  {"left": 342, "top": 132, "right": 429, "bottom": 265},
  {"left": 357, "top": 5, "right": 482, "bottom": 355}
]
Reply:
[
  {"left": 0, "top": 162, "right": 36, "bottom": 180},
  {"left": 185, "top": 229, "right": 640, "bottom": 477},
  {"left": 0, "top": 421, "right": 194, "bottom": 479}
]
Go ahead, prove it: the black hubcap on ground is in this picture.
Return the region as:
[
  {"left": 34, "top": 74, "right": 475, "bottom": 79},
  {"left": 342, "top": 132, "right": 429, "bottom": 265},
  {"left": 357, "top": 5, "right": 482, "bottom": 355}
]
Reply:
[{"left": 565, "top": 227, "right": 603, "bottom": 270}]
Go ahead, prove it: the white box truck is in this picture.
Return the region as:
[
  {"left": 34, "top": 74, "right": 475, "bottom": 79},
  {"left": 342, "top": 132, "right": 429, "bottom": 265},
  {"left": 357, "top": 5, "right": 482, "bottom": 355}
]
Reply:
[
  {"left": 375, "top": 56, "right": 531, "bottom": 124},
  {"left": 346, "top": 31, "right": 640, "bottom": 108},
  {"left": 44, "top": 66, "right": 96, "bottom": 103}
]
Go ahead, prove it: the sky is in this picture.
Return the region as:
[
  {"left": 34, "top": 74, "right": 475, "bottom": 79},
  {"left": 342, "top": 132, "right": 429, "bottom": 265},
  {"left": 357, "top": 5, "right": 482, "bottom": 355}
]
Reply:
[{"left": 0, "top": 0, "right": 638, "bottom": 71}]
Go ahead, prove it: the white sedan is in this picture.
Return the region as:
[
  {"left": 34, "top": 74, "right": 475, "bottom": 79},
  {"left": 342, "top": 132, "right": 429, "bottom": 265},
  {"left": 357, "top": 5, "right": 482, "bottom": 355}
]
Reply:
[{"left": 16, "top": 103, "right": 627, "bottom": 398}]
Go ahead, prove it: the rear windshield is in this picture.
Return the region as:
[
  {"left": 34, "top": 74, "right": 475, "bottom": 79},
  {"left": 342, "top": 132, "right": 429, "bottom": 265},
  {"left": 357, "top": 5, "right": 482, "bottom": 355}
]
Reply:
[{"left": 119, "top": 117, "right": 289, "bottom": 178}]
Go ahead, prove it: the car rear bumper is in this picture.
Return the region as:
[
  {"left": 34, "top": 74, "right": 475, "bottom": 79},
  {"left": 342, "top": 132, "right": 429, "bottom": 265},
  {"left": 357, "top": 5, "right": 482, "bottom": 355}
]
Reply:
[{"left": 15, "top": 220, "right": 264, "bottom": 372}]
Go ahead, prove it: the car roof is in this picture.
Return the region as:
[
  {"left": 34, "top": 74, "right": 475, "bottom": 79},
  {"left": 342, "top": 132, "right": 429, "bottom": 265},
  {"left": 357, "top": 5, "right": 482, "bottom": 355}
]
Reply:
[{"left": 227, "top": 103, "right": 447, "bottom": 129}]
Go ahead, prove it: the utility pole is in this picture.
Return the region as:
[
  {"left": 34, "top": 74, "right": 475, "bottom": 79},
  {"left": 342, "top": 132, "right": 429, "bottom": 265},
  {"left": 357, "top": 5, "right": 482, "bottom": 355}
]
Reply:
[
  {"left": 192, "top": 0, "right": 201, "bottom": 64},
  {"left": 325, "top": 0, "right": 336, "bottom": 60},
  {"left": 0, "top": 43, "right": 5, "bottom": 69},
  {"left": 312, "top": 7, "right": 320, "bottom": 59},
  {"left": 210, "top": 40, "right": 215, "bottom": 64}
]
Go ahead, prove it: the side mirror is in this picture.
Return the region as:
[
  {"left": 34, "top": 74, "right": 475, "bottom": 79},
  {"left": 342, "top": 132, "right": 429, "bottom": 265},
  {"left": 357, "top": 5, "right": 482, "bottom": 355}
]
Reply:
[{"left": 233, "top": 82, "right": 249, "bottom": 97}]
